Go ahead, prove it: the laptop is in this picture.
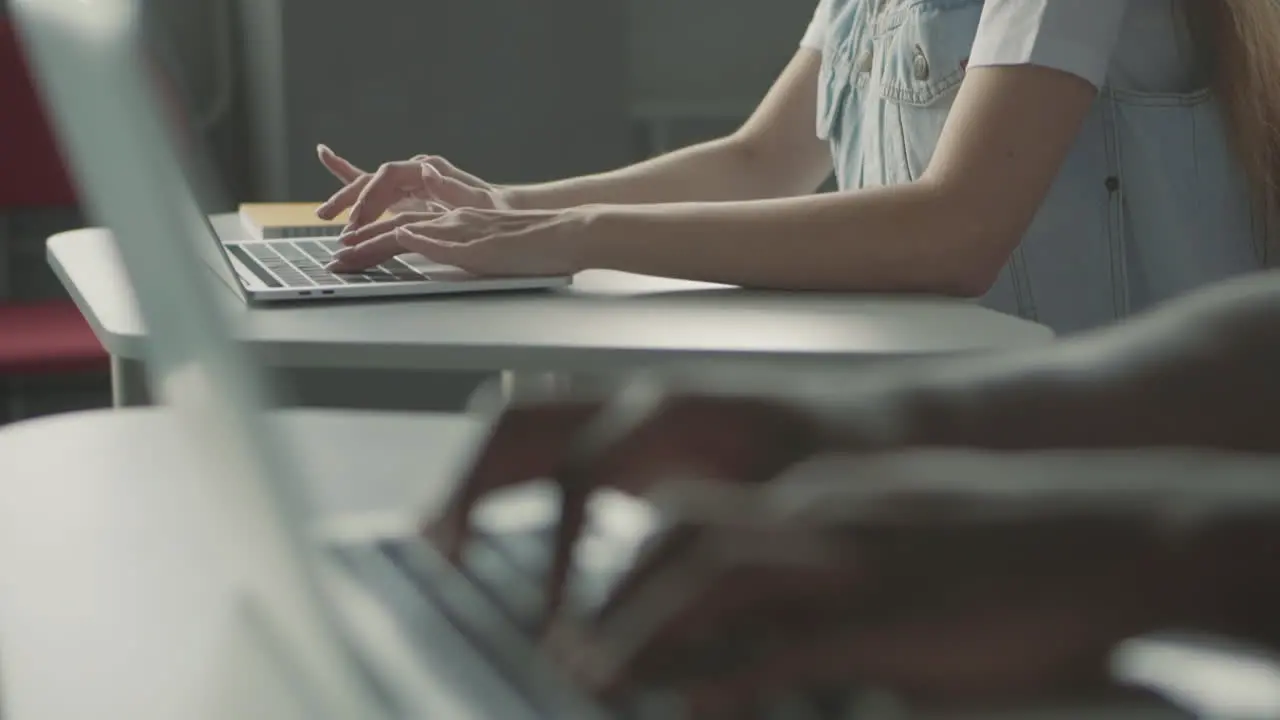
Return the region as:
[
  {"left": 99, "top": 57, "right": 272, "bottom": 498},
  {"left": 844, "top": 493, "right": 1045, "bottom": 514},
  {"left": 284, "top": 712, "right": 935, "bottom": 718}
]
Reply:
[
  {"left": 38, "top": 0, "right": 571, "bottom": 306},
  {"left": 212, "top": 217, "right": 574, "bottom": 304}
]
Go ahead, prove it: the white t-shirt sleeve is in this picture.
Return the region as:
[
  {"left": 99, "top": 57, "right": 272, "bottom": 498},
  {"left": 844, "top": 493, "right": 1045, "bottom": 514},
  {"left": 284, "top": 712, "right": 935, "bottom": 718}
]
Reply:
[
  {"left": 968, "top": 0, "right": 1129, "bottom": 88},
  {"left": 800, "top": 0, "right": 829, "bottom": 50}
]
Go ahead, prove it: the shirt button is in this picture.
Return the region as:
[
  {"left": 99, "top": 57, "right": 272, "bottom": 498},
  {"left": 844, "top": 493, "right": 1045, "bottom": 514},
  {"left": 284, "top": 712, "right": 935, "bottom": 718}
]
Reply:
[
  {"left": 912, "top": 45, "right": 930, "bottom": 80},
  {"left": 855, "top": 50, "right": 873, "bottom": 74}
]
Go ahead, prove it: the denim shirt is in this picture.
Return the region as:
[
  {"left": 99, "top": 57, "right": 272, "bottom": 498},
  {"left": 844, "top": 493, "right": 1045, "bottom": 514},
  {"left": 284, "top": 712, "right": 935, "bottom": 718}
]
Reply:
[{"left": 816, "top": 0, "right": 1268, "bottom": 333}]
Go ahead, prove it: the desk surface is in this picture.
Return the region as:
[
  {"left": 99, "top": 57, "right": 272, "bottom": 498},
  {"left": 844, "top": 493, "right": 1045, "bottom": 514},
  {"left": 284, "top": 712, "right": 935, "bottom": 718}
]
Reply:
[
  {"left": 0, "top": 409, "right": 1201, "bottom": 720},
  {"left": 47, "top": 215, "right": 1053, "bottom": 372},
  {"left": 0, "top": 407, "right": 481, "bottom": 720}
]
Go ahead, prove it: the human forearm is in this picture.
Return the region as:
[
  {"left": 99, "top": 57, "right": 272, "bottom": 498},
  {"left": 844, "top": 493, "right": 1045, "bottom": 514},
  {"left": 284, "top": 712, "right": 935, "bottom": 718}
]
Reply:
[
  {"left": 504, "top": 135, "right": 821, "bottom": 210},
  {"left": 804, "top": 272, "right": 1280, "bottom": 453},
  {"left": 574, "top": 181, "right": 1004, "bottom": 294}
]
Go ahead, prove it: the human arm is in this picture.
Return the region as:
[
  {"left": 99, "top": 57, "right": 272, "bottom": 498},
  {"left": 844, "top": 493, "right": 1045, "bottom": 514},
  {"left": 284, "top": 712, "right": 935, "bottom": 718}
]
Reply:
[
  {"left": 329, "top": 62, "right": 1112, "bottom": 293},
  {"left": 567, "top": 59, "right": 1100, "bottom": 295},
  {"left": 807, "top": 269, "right": 1280, "bottom": 454},
  {"left": 505, "top": 50, "right": 832, "bottom": 210}
]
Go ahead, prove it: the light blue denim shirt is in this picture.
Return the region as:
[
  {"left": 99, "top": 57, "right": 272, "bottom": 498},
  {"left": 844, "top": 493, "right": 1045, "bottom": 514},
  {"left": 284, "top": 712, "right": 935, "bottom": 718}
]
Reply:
[{"left": 813, "top": 0, "right": 1268, "bottom": 333}]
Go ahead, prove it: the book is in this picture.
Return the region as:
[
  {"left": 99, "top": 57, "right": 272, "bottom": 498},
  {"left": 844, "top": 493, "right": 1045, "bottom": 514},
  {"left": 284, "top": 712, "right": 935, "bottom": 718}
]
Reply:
[{"left": 238, "top": 202, "right": 391, "bottom": 240}]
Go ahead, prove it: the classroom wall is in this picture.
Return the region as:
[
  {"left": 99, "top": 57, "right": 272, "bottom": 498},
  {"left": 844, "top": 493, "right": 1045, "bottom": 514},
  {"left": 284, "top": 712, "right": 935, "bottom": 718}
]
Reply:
[
  {"left": 154, "top": 0, "right": 816, "bottom": 202},
  {"left": 629, "top": 0, "right": 814, "bottom": 108},
  {"left": 232, "top": 0, "right": 635, "bottom": 201}
]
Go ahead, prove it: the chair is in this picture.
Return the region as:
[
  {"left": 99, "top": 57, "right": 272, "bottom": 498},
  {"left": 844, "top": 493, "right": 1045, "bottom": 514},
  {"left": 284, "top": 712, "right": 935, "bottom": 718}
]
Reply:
[{"left": 0, "top": 18, "right": 108, "bottom": 422}]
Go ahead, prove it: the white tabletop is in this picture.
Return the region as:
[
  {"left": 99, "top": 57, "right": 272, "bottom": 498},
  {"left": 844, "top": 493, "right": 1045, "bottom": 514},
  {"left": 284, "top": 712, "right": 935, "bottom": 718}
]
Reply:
[
  {"left": 46, "top": 215, "right": 1054, "bottom": 372},
  {"left": 0, "top": 407, "right": 482, "bottom": 720},
  {"left": 0, "top": 409, "right": 1202, "bottom": 720}
]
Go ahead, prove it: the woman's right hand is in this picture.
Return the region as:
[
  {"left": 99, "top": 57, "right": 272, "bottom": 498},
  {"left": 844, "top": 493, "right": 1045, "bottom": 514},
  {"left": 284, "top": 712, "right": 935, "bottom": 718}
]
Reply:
[{"left": 315, "top": 144, "right": 510, "bottom": 229}]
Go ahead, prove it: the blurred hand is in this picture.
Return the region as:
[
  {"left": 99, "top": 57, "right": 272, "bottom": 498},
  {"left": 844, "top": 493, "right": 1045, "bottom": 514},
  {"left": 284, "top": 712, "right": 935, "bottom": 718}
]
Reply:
[
  {"left": 323, "top": 207, "right": 592, "bottom": 277},
  {"left": 427, "top": 390, "right": 828, "bottom": 567},
  {"left": 314, "top": 145, "right": 509, "bottom": 229},
  {"left": 424, "top": 377, "right": 1280, "bottom": 714},
  {"left": 552, "top": 503, "right": 1225, "bottom": 716}
]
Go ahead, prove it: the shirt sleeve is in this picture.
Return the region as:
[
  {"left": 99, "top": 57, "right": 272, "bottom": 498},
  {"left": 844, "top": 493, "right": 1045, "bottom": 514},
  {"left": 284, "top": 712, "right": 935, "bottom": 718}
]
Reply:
[
  {"left": 967, "top": 0, "right": 1130, "bottom": 87},
  {"left": 800, "top": 0, "right": 830, "bottom": 50}
]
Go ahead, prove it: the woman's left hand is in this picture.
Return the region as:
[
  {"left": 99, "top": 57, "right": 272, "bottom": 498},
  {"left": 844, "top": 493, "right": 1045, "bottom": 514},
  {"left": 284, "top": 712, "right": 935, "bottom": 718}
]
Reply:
[{"left": 324, "top": 207, "right": 594, "bottom": 276}]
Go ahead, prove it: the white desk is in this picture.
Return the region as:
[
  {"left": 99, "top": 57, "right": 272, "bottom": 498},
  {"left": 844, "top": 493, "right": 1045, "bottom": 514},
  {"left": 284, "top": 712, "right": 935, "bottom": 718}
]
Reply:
[
  {"left": 0, "top": 407, "right": 481, "bottom": 720},
  {"left": 47, "top": 215, "right": 1054, "bottom": 409},
  {"left": 0, "top": 409, "right": 1191, "bottom": 720}
]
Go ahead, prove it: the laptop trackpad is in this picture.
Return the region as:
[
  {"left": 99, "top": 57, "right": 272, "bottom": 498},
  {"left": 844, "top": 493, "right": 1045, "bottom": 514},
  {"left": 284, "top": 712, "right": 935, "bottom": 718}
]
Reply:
[{"left": 400, "top": 254, "right": 473, "bottom": 280}]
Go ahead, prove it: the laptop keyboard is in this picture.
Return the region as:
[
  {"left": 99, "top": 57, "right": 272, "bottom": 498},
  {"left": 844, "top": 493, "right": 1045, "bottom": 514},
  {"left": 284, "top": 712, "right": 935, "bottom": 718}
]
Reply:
[{"left": 231, "top": 239, "right": 429, "bottom": 289}]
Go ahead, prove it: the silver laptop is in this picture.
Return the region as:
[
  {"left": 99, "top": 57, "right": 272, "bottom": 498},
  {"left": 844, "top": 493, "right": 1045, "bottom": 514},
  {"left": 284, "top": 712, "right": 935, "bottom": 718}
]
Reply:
[
  {"left": 218, "top": 223, "right": 573, "bottom": 303},
  {"left": 35, "top": 0, "right": 571, "bottom": 306}
]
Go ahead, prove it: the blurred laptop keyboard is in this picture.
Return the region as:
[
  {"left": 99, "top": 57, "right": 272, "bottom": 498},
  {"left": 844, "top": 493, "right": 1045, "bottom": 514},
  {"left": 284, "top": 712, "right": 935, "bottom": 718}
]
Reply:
[
  {"left": 333, "top": 486, "right": 848, "bottom": 718},
  {"left": 333, "top": 485, "right": 1187, "bottom": 720}
]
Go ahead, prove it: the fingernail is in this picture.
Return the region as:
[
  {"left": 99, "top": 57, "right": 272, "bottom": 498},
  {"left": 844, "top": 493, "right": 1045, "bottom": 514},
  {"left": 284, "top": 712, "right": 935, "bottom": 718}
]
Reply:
[{"left": 317, "top": 143, "right": 330, "bottom": 155}]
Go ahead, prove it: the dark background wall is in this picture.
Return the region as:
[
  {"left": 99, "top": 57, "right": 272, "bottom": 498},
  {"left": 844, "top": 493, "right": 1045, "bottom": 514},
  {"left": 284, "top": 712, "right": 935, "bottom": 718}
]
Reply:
[{"left": 193, "top": 0, "right": 815, "bottom": 201}]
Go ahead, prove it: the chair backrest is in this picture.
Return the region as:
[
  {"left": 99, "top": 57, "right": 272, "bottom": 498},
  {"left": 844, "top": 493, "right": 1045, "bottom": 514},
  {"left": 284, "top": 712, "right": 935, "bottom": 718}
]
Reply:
[{"left": 0, "top": 18, "right": 77, "bottom": 208}]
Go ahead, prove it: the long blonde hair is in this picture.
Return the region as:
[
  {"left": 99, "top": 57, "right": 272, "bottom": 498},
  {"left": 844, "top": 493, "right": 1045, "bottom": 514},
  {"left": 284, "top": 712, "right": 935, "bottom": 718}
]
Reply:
[{"left": 1208, "top": 0, "right": 1280, "bottom": 263}]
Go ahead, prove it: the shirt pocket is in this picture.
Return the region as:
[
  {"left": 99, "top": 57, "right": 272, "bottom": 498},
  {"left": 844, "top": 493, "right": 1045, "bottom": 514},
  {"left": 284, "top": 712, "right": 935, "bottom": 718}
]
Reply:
[
  {"left": 871, "top": 0, "right": 982, "bottom": 183},
  {"left": 1101, "top": 88, "right": 1264, "bottom": 313}
]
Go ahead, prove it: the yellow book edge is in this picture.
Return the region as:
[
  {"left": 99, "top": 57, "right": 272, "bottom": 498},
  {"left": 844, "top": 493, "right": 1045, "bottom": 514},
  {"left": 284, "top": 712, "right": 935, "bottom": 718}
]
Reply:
[
  {"left": 238, "top": 203, "right": 396, "bottom": 239},
  {"left": 239, "top": 202, "right": 349, "bottom": 229}
]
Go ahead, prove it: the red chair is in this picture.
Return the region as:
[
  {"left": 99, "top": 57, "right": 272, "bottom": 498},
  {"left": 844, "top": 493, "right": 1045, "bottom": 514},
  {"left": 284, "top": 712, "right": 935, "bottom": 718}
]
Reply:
[{"left": 1, "top": 18, "right": 109, "bottom": 422}]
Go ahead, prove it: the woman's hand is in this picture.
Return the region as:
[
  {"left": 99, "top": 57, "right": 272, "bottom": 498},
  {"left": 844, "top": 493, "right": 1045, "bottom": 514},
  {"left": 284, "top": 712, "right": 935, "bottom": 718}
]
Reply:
[
  {"left": 553, "top": 500, "right": 1243, "bottom": 717},
  {"left": 322, "top": 206, "right": 595, "bottom": 276},
  {"left": 314, "top": 145, "right": 510, "bottom": 229}
]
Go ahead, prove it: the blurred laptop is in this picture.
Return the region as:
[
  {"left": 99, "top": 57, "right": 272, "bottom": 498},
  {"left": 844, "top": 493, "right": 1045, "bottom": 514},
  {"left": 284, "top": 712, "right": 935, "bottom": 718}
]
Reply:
[{"left": 13, "top": 0, "right": 657, "bottom": 717}]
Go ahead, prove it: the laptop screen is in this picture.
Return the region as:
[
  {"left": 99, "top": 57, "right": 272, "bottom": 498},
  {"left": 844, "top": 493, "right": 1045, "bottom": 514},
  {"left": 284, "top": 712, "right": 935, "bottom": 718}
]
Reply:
[
  {"left": 137, "top": 6, "right": 234, "bottom": 213},
  {"left": 129, "top": 7, "right": 250, "bottom": 298},
  {"left": 11, "top": 1, "right": 391, "bottom": 711}
]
